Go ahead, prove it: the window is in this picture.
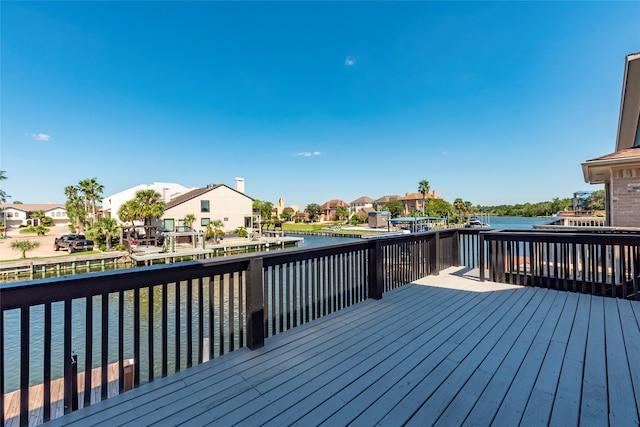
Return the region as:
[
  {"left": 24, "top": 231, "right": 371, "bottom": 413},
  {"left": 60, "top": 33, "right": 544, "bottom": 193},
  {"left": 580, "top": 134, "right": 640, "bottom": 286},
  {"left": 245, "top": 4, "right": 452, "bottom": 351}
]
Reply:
[
  {"left": 7, "top": 212, "right": 13, "bottom": 218},
  {"left": 201, "top": 218, "right": 210, "bottom": 227},
  {"left": 223, "top": 217, "right": 229, "bottom": 222},
  {"left": 164, "top": 219, "right": 175, "bottom": 232},
  {"left": 201, "top": 200, "right": 210, "bottom": 213}
]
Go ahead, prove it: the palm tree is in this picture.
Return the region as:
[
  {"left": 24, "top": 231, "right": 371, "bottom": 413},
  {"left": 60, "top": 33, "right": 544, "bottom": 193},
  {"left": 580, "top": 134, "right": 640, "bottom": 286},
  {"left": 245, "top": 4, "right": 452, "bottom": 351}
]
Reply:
[
  {"left": 0, "top": 170, "right": 8, "bottom": 203},
  {"left": 79, "top": 178, "right": 104, "bottom": 225},
  {"left": 30, "top": 209, "right": 46, "bottom": 226},
  {"left": 93, "top": 217, "right": 120, "bottom": 250},
  {"left": 133, "top": 189, "right": 166, "bottom": 226},
  {"left": 453, "top": 198, "right": 465, "bottom": 224},
  {"left": 11, "top": 240, "right": 40, "bottom": 259},
  {"left": 118, "top": 200, "right": 140, "bottom": 227},
  {"left": 418, "top": 180, "right": 430, "bottom": 215},
  {"left": 65, "top": 188, "right": 87, "bottom": 232},
  {"left": 183, "top": 213, "right": 196, "bottom": 230},
  {"left": 206, "top": 219, "right": 225, "bottom": 243}
]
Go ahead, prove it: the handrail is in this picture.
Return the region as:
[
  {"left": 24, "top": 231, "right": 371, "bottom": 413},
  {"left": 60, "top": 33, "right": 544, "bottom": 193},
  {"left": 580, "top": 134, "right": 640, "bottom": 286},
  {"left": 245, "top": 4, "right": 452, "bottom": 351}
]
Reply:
[
  {"left": 480, "top": 229, "right": 640, "bottom": 300},
  {"left": 1, "top": 229, "right": 471, "bottom": 426}
]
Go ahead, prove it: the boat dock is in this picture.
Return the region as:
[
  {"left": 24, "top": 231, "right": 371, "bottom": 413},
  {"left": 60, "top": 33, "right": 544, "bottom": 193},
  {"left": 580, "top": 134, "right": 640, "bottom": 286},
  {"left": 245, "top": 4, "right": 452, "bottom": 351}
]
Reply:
[{"left": 129, "top": 236, "right": 303, "bottom": 265}]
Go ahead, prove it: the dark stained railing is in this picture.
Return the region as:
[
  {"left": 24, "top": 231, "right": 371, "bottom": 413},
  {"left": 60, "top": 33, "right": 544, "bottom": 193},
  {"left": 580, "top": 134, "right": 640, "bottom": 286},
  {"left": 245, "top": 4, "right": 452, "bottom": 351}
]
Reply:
[
  {"left": 481, "top": 229, "right": 640, "bottom": 300},
  {"left": 1, "top": 229, "right": 466, "bottom": 426}
]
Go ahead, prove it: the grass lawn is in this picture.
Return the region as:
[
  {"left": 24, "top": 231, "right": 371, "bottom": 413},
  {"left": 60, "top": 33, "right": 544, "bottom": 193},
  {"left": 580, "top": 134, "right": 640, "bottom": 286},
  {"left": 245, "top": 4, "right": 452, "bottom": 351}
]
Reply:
[
  {"left": 0, "top": 251, "right": 102, "bottom": 263},
  {"left": 280, "top": 222, "right": 344, "bottom": 232}
]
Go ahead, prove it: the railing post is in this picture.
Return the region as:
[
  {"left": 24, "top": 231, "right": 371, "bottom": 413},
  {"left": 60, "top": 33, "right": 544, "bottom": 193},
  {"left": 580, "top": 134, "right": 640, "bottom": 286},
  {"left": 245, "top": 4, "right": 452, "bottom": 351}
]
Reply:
[
  {"left": 479, "top": 233, "right": 485, "bottom": 282},
  {"left": 246, "top": 257, "right": 265, "bottom": 349},
  {"left": 433, "top": 232, "right": 441, "bottom": 275},
  {"left": 71, "top": 351, "right": 78, "bottom": 411},
  {"left": 368, "top": 240, "right": 383, "bottom": 299}
]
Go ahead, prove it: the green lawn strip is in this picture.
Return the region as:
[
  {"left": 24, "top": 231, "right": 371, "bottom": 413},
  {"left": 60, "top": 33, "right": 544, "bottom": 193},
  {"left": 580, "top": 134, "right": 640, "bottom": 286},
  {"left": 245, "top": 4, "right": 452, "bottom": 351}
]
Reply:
[{"left": 0, "top": 251, "right": 102, "bottom": 263}]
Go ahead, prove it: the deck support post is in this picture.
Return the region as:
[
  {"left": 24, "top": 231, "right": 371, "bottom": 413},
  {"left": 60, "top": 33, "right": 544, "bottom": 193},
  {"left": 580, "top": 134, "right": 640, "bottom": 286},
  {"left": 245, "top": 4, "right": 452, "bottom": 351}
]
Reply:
[
  {"left": 433, "top": 232, "right": 440, "bottom": 276},
  {"left": 246, "top": 257, "right": 265, "bottom": 349},
  {"left": 479, "top": 232, "right": 485, "bottom": 282},
  {"left": 368, "top": 240, "right": 383, "bottom": 299}
]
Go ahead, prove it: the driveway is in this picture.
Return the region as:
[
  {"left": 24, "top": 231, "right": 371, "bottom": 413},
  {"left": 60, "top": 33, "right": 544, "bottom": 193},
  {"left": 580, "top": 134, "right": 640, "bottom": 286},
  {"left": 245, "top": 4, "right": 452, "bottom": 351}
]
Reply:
[{"left": 0, "top": 225, "right": 73, "bottom": 261}]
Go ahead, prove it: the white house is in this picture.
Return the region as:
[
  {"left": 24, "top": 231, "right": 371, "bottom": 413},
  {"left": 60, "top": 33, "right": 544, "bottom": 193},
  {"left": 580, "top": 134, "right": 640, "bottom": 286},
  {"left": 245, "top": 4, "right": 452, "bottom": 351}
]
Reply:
[
  {"left": 102, "top": 182, "right": 193, "bottom": 224},
  {"left": 162, "top": 181, "right": 253, "bottom": 233},
  {"left": 0, "top": 203, "right": 69, "bottom": 227},
  {"left": 349, "top": 196, "right": 374, "bottom": 215}
]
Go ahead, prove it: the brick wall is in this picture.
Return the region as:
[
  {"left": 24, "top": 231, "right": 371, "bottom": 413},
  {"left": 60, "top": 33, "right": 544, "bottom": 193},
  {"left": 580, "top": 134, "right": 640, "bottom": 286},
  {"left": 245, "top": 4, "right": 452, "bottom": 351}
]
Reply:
[{"left": 610, "top": 166, "right": 640, "bottom": 227}]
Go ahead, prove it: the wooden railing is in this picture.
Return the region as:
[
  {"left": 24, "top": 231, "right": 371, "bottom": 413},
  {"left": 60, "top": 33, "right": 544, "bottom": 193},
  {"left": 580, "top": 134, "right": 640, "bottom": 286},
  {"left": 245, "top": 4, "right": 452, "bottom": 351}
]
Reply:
[
  {"left": 1, "top": 229, "right": 469, "bottom": 426},
  {"left": 480, "top": 229, "right": 640, "bottom": 300}
]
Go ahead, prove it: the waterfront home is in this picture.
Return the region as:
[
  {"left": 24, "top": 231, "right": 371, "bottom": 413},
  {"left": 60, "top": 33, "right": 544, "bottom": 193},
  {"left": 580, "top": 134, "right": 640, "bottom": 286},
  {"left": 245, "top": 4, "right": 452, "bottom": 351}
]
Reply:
[
  {"left": 349, "top": 195, "right": 374, "bottom": 215},
  {"left": 0, "top": 203, "right": 68, "bottom": 227},
  {"left": 320, "top": 199, "right": 349, "bottom": 221},
  {"left": 400, "top": 189, "right": 441, "bottom": 215},
  {"left": 373, "top": 194, "right": 401, "bottom": 210},
  {"left": 102, "top": 182, "right": 192, "bottom": 224},
  {"left": 272, "top": 197, "right": 299, "bottom": 219},
  {"left": 582, "top": 52, "right": 640, "bottom": 227},
  {"left": 162, "top": 180, "right": 253, "bottom": 233}
]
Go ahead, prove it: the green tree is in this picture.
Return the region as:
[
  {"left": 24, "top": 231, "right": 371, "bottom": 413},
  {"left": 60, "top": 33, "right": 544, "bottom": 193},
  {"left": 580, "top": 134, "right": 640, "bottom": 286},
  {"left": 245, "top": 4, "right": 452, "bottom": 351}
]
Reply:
[
  {"left": 235, "top": 226, "right": 248, "bottom": 237},
  {"left": 335, "top": 206, "right": 349, "bottom": 221},
  {"left": 64, "top": 185, "right": 87, "bottom": 232},
  {"left": 183, "top": 213, "right": 196, "bottom": 230},
  {"left": 418, "top": 179, "right": 430, "bottom": 215},
  {"left": 90, "top": 217, "right": 120, "bottom": 250},
  {"left": 79, "top": 177, "right": 104, "bottom": 225},
  {"left": 118, "top": 200, "right": 140, "bottom": 227},
  {"left": 133, "top": 189, "right": 166, "bottom": 226},
  {"left": 583, "top": 190, "right": 605, "bottom": 211},
  {"left": 30, "top": 209, "right": 47, "bottom": 226},
  {"left": 253, "top": 200, "right": 274, "bottom": 222},
  {"left": 206, "top": 219, "right": 225, "bottom": 243},
  {"left": 11, "top": 240, "right": 40, "bottom": 259},
  {"left": 0, "top": 170, "right": 9, "bottom": 203},
  {"left": 383, "top": 200, "right": 404, "bottom": 218},
  {"left": 424, "top": 199, "right": 453, "bottom": 218},
  {"left": 280, "top": 209, "right": 293, "bottom": 222},
  {"left": 453, "top": 198, "right": 466, "bottom": 223},
  {"left": 304, "top": 203, "right": 323, "bottom": 222}
]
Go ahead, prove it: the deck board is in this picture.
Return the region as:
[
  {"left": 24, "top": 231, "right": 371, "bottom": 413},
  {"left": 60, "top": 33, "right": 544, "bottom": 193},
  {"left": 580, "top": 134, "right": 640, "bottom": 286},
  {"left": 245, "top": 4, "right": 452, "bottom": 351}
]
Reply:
[{"left": 39, "top": 267, "right": 640, "bottom": 427}]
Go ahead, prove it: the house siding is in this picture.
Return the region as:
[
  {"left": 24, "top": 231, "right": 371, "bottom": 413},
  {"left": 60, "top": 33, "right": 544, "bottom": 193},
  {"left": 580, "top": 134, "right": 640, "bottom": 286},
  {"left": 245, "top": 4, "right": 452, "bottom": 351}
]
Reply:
[
  {"left": 162, "top": 186, "right": 252, "bottom": 233},
  {"left": 610, "top": 166, "right": 640, "bottom": 227}
]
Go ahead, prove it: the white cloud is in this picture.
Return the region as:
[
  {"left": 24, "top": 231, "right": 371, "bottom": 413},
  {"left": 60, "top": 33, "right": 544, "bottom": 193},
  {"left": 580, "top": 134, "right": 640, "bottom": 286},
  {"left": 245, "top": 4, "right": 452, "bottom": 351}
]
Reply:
[
  {"left": 295, "top": 151, "right": 321, "bottom": 157},
  {"left": 31, "top": 133, "right": 51, "bottom": 141},
  {"left": 345, "top": 57, "right": 356, "bottom": 66}
]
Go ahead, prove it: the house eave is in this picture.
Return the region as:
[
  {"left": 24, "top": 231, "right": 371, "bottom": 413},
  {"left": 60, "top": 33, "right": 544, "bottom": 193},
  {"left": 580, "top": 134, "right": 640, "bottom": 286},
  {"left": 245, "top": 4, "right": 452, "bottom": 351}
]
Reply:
[
  {"left": 581, "top": 155, "right": 640, "bottom": 184},
  {"left": 615, "top": 52, "right": 640, "bottom": 151}
]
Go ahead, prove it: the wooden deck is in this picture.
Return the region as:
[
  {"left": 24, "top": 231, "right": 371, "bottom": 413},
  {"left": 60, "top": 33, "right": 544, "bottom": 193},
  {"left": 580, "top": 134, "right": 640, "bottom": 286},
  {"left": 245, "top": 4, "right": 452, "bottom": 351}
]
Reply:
[{"left": 44, "top": 267, "right": 640, "bottom": 426}]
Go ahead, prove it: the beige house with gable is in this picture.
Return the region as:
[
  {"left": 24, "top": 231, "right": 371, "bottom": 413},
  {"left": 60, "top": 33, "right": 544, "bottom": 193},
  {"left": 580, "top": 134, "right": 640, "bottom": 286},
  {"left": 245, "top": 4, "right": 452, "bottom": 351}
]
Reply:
[
  {"left": 161, "top": 181, "right": 253, "bottom": 234},
  {"left": 582, "top": 52, "right": 640, "bottom": 227}
]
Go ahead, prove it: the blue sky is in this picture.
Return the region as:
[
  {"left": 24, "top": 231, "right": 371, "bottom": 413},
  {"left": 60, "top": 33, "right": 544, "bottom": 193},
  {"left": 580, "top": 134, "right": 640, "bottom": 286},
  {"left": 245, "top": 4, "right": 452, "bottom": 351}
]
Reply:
[{"left": 1, "top": 1, "right": 639, "bottom": 209}]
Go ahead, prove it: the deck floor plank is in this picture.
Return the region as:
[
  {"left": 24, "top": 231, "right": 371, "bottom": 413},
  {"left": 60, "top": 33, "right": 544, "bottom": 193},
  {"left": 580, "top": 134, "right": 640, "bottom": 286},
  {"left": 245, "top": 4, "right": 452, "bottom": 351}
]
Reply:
[
  {"left": 618, "top": 299, "right": 640, "bottom": 421},
  {"left": 603, "top": 297, "right": 639, "bottom": 425},
  {"left": 32, "top": 267, "right": 640, "bottom": 427},
  {"left": 490, "top": 291, "right": 569, "bottom": 425},
  {"left": 405, "top": 287, "right": 537, "bottom": 426},
  {"left": 580, "top": 297, "right": 609, "bottom": 426},
  {"left": 261, "top": 289, "right": 519, "bottom": 426},
  {"left": 456, "top": 288, "right": 558, "bottom": 426},
  {"left": 549, "top": 292, "right": 592, "bottom": 426},
  {"left": 519, "top": 291, "right": 580, "bottom": 426}
]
